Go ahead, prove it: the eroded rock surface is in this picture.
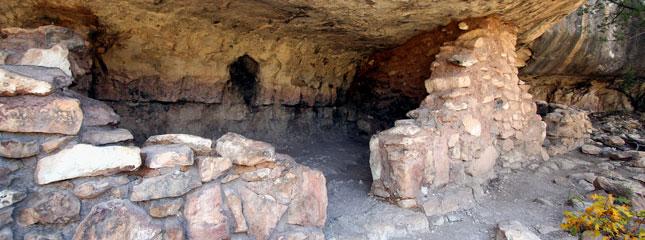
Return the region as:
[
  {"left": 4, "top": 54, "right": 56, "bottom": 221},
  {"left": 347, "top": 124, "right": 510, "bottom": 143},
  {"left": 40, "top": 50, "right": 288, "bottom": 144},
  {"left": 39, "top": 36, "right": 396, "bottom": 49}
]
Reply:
[
  {"left": 73, "top": 200, "right": 163, "bottom": 240},
  {"left": 0, "top": 94, "right": 83, "bottom": 135}
]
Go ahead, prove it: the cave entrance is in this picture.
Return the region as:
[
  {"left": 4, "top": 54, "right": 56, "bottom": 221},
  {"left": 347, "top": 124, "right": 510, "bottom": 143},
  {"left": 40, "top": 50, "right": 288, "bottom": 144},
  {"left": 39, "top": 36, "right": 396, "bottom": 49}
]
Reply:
[{"left": 229, "top": 54, "right": 259, "bottom": 106}]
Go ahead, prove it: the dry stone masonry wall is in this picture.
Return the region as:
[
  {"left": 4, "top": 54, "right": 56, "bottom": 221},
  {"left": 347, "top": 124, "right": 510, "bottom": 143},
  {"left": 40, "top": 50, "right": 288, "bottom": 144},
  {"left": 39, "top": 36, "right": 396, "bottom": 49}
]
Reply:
[
  {"left": 369, "top": 17, "right": 547, "bottom": 213},
  {"left": 0, "top": 26, "right": 327, "bottom": 240}
]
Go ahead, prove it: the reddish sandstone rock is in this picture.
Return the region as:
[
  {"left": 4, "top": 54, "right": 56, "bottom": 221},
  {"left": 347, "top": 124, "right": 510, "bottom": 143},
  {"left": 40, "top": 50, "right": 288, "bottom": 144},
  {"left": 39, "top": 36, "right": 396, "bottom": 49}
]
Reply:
[
  {"left": 216, "top": 132, "right": 276, "bottom": 166},
  {"left": 73, "top": 200, "right": 163, "bottom": 240},
  {"left": 197, "top": 156, "right": 232, "bottom": 182},
  {"left": 238, "top": 186, "right": 288, "bottom": 240},
  {"left": 18, "top": 190, "right": 80, "bottom": 226},
  {"left": 130, "top": 168, "right": 201, "bottom": 201},
  {"left": 184, "top": 183, "right": 229, "bottom": 240},
  {"left": 0, "top": 94, "right": 83, "bottom": 135},
  {"left": 141, "top": 144, "right": 194, "bottom": 169},
  {"left": 286, "top": 166, "right": 328, "bottom": 227}
]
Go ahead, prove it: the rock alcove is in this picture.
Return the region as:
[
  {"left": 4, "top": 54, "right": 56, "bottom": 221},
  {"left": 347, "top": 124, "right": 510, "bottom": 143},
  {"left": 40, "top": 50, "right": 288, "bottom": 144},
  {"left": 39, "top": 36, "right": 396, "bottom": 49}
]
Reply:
[{"left": 1, "top": 0, "right": 644, "bottom": 239}]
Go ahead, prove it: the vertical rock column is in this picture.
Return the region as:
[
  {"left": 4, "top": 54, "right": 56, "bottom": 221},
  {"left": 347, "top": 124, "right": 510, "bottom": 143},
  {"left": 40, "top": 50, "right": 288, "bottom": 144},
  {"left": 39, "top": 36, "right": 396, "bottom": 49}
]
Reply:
[{"left": 369, "top": 17, "right": 546, "bottom": 210}]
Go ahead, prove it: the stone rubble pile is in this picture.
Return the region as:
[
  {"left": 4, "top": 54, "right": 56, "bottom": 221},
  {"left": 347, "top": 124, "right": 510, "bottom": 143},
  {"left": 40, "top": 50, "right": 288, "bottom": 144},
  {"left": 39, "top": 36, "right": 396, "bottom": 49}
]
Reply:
[
  {"left": 369, "top": 17, "right": 547, "bottom": 214},
  {"left": 537, "top": 101, "right": 593, "bottom": 156},
  {"left": 0, "top": 26, "right": 327, "bottom": 240},
  {"left": 577, "top": 112, "right": 644, "bottom": 167}
]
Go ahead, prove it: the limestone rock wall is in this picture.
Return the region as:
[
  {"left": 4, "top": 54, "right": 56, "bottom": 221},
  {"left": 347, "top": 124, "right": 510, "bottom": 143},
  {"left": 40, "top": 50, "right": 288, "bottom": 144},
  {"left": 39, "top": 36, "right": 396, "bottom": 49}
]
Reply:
[
  {"left": 519, "top": 0, "right": 645, "bottom": 112},
  {"left": 369, "top": 17, "right": 547, "bottom": 211}
]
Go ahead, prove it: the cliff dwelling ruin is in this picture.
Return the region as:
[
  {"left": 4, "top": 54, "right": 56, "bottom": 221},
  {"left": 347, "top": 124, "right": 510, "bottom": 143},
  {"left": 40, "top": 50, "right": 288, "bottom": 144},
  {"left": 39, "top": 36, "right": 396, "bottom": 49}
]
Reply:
[{"left": 0, "top": 0, "right": 643, "bottom": 239}]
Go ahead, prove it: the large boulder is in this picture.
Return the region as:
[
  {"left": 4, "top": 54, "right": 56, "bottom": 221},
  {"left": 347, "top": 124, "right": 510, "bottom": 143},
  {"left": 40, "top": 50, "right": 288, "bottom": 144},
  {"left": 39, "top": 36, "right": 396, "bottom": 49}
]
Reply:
[
  {"left": 0, "top": 94, "right": 83, "bottom": 135},
  {"left": 35, "top": 144, "right": 141, "bottom": 184},
  {"left": 0, "top": 65, "right": 72, "bottom": 96}
]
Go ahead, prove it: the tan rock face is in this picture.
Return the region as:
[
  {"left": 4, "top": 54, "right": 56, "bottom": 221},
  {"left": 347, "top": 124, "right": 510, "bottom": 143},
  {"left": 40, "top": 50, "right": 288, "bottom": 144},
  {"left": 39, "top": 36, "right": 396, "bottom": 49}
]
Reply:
[
  {"left": 524, "top": 75, "right": 635, "bottom": 112},
  {"left": 0, "top": 94, "right": 83, "bottom": 135},
  {"left": 370, "top": 17, "right": 546, "bottom": 212},
  {"left": 0, "top": 0, "right": 583, "bottom": 110}
]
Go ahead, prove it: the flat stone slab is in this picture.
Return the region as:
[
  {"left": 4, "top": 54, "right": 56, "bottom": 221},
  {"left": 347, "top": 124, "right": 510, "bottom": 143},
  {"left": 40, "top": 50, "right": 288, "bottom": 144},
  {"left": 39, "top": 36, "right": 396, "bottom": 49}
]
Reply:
[
  {"left": 80, "top": 128, "right": 133, "bottom": 145},
  {"left": 35, "top": 144, "right": 141, "bottom": 184},
  {"left": 130, "top": 167, "right": 201, "bottom": 201},
  {"left": 0, "top": 65, "right": 72, "bottom": 96},
  {"left": 215, "top": 132, "right": 275, "bottom": 166},
  {"left": 145, "top": 134, "right": 212, "bottom": 155},
  {"left": 0, "top": 94, "right": 83, "bottom": 135},
  {"left": 141, "top": 144, "right": 194, "bottom": 168}
]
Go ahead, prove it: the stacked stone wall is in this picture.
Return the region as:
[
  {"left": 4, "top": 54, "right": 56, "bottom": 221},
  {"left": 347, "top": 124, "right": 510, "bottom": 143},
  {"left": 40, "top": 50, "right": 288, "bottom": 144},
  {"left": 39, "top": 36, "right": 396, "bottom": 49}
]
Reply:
[{"left": 369, "top": 17, "right": 547, "bottom": 211}]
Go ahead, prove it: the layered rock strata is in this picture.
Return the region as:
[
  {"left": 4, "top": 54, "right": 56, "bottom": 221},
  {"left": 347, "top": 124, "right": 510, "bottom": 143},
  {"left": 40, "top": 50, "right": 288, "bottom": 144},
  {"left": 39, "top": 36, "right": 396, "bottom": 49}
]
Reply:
[{"left": 369, "top": 17, "right": 547, "bottom": 211}]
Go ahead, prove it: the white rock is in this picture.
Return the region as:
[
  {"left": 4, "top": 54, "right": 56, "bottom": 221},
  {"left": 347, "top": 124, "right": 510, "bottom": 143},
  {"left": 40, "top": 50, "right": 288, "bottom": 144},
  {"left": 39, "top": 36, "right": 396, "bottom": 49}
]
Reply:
[
  {"left": 197, "top": 156, "right": 232, "bottom": 182},
  {"left": 0, "top": 65, "right": 72, "bottom": 96},
  {"left": 35, "top": 144, "right": 141, "bottom": 184},
  {"left": 18, "top": 44, "right": 72, "bottom": 76},
  {"left": 145, "top": 134, "right": 212, "bottom": 155},
  {"left": 462, "top": 114, "right": 482, "bottom": 136},
  {"left": 496, "top": 220, "right": 541, "bottom": 240},
  {"left": 141, "top": 144, "right": 194, "bottom": 168},
  {"left": 215, "top": 132, "right": 275, "bottom": 166}
]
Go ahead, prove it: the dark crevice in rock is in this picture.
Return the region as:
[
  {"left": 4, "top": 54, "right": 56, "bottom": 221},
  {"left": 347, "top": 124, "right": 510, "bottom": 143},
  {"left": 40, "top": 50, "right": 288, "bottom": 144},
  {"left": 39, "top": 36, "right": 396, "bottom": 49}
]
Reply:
[{"left": 229, "top": 54, "right": 259, "bottom": 107}]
